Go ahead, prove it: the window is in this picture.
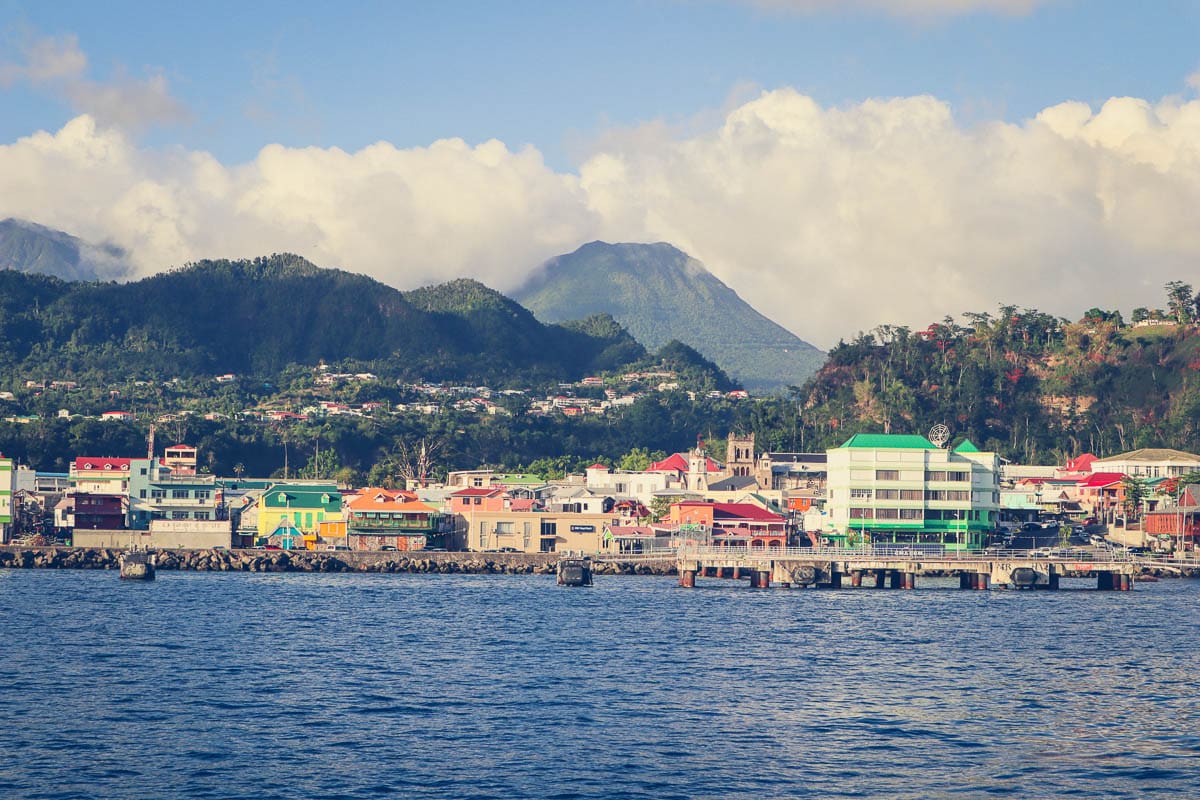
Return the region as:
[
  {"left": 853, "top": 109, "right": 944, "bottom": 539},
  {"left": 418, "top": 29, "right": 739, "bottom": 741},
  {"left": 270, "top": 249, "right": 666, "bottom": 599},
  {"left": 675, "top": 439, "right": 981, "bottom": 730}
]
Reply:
[
  {"left": 875, "top": 489, "right": 899, "bottom": 500},
  {"left": 473, "top": 497, "right": 481, "bottom": 506},
  {"left": 194, "top": 512, "right": 210, "bottom": 520},
  {"left": 139, "top": 490, "right": 147, "bottom": 499},
  {"left": 947, "top": 471, "right": 968, "bottom": 482},
  {"left": 849, "top": 508, "right": 874, "bottom": 519},
  {"left": 926, "top": 490, "right": 970, "bottom": 502},
  {"left": 140, "top": 468, "right": 147, "bottom": 476},
  {"left": 900, "top": 489, "right": 923, "bottom": 500},
  {"left": 900, "top": 508, "right": 923, "bottom": 520},
  {"left": 172, "top": 489, "right": 188, "bottom": 499},
  {"left": 926, "top": 471, "right": 947, "bottom": 481},
  {"left": 151, "top": 489, "right": 166, "bottom": 500},
  {"left": 196, "top": 490, "right": 211, "bottom": 501},
  {"left": 850, "top": 488, "right": 872, "bottom": 499},
  {"left": 876, "top": 508, "right": 899, "bottom": 520},
  {"left": 171, "top": 511, "right": 188, "bottom": 520},
  {"left": 496, "top": 522, "right": 513, "bottom": 534},
  {"left": 875, "top": 469, "right": 899, "bottom": 481}
]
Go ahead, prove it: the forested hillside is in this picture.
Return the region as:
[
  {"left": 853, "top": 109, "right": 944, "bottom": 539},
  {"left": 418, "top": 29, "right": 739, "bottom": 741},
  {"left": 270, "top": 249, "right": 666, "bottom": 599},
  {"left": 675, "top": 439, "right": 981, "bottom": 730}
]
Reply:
[
  {"left": 0, "top": 254, "right": 735, "bottom": 389},
  {"left": 795, "top": 287, "right": 1200, "bottom": 463}
]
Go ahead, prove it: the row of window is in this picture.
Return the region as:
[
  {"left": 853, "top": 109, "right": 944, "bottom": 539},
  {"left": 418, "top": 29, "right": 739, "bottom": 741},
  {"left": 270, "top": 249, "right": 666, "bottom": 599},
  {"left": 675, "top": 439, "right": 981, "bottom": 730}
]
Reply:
[
  {"left": 848, "top": 489, "right": 971, "bottom": 501},
  {"left": 849, "top": 508, "right": 995, "bottom": 521},
  {"left": 148, "top": 511, "right": 211, "bottom": 520},
  {"left": 140, "top": 489, "right": 212, "bottom": 500},
  {"left": 871, "top": 469, "right": 970, "bottom": 482}
]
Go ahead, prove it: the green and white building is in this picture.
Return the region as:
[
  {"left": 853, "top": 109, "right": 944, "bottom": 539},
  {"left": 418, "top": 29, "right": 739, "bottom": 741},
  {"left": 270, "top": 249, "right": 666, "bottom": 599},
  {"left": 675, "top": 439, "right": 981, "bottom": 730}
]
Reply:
[
  {"left": 824, "top": 433, "right": 1000, "bottom": 551},
  {"left": 0, "top": 454, "right": 12, "bottom": 542}
]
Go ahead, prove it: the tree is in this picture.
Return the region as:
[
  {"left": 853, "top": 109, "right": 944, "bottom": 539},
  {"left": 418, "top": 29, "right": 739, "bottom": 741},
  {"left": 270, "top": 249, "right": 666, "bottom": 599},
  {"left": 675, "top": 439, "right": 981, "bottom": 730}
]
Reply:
[
  {"left": 1165, "top": 281, "right": 1195, "bottom": 325},
  {"left": 1121, "top": 475, "right": 1147, "bottom": 520},
  {"left": 1131, "top": 307, "right": 1150, "bottom": 323}
]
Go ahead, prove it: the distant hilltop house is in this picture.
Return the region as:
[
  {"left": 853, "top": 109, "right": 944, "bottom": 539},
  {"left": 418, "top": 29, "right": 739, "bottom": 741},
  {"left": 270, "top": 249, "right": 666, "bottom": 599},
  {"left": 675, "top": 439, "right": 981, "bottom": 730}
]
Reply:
[{"left": 100, "top": 411, "right": 134, "bottom": 422}]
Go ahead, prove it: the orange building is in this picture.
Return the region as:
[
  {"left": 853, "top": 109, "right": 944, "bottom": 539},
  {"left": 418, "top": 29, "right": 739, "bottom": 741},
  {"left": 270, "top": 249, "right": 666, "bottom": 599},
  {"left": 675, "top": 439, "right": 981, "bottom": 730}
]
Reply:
[{"left": 344, "top": 488, "right": 446, "bottom": 551}]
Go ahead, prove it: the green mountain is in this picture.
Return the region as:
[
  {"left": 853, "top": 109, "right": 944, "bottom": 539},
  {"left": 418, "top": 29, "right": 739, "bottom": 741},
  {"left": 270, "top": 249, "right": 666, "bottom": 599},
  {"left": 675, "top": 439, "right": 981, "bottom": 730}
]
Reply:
[
  {"left": 0, "top": 253, "right": 736, "bottom": 389},
  {"left": 512, "top": 241, "right": 825, "bottom": 392},
  {"left": 0, "top": 218, "right": 128, "bottom": 282}
]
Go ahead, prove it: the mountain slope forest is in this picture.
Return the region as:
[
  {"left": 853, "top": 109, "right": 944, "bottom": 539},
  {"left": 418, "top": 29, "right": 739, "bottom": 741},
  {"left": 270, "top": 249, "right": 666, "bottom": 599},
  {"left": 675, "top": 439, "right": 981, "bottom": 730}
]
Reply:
[
  {"left": 795, "top": 287, "right": 1200, "bottom": 463},
  {"left": 0, "top": 254, "right": 732, "bottom": 390}
]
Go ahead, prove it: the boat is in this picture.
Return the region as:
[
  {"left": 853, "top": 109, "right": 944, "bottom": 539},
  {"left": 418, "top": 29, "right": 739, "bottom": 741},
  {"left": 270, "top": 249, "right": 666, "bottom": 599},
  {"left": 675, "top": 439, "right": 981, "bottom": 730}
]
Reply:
[
  {"left": 119, "top": 550, "right": 156, "bottom": 581},
  {"left": 556, "top": 556, "right": 593, "bottom": 587}
]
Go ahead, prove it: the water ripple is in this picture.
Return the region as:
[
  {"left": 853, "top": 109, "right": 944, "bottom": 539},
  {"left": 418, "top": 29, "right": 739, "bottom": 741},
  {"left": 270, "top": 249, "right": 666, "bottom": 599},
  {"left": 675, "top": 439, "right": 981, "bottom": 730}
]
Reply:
[{"left": 0, "top": 571, "right": 1198, "bottom": 799}]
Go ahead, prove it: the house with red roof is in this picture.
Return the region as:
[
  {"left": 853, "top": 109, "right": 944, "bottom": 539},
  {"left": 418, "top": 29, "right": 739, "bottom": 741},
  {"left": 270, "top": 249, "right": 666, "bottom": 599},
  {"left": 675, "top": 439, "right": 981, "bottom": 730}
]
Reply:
[
  {"left": 1077, "top": 472, "right": 1127, "bottom": 516},
  {"left": 668, "top": 500, "right": 789, "bottom": 548},
  {"left": 344, "top": 488, "right": 447, "bottom": 550}
]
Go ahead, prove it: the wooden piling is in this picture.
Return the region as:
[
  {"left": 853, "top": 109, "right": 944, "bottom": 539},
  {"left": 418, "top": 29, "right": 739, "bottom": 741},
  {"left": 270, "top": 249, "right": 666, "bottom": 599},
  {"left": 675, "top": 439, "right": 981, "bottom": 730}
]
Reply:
[
  {"left": 851, "top": 570, "right": 863, "bottom": 588},
  {"left": 680, "top": 569, "right": 696, "bottom": 588}
]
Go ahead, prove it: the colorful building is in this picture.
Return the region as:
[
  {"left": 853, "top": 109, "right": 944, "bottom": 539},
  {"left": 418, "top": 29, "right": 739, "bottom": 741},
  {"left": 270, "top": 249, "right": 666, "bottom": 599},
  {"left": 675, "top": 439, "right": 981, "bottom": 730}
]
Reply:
[
  {"left": 824, "top": 434, "right": 1000, "bottom": 551},
  {"left": 668, "top": 500, "right": 789, "bottom": 547},
  {"left": 0, "top": 454, "right": 12, "bottom": 541},
  {"left": 344, "top": 488, "right": 448, "bottom": 550},
  {"left": 256, "top": 483, "right": 342, "bottom": 547}
]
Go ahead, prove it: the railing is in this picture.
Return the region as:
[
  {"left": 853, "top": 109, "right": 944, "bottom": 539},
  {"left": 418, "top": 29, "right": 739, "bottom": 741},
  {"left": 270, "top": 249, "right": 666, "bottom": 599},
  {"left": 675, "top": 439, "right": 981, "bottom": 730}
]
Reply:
[{"left": 673, "top": 544, "right": 1138, "bottom": 563}]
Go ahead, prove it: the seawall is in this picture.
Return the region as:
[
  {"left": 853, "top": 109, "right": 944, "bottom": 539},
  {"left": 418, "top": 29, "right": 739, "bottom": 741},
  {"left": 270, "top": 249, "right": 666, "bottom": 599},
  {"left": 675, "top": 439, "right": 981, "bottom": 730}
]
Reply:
[{"left": 0, "top": 546, "right": 677, "bottom": 576}]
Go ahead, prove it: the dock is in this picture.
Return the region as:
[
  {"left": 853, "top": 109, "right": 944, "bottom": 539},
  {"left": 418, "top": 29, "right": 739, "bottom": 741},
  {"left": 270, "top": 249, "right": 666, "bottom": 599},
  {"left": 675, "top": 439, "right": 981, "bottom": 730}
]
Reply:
[{"left": 674, "top": 546, "right": 1142, "bottom": 591}]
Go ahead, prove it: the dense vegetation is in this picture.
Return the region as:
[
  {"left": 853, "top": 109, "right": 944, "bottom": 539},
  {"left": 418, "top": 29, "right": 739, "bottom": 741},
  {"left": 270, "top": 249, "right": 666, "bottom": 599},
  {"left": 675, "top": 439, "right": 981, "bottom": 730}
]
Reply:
[
  {"left": 0, "top": 254, "right": 738, "bottom": 389},
  {"left": 793, "top": 285, "right": 1200, "bottom": 463}
]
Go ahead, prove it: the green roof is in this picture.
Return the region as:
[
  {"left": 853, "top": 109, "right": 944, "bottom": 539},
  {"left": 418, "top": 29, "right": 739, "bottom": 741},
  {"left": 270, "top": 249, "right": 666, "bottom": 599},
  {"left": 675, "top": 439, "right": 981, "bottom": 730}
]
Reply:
[
  {"left": 839, "top": 433, "right": 937, "bottom": 450},
  {"left": 954, "top": 439, "right": 981, "bottom": 453}
]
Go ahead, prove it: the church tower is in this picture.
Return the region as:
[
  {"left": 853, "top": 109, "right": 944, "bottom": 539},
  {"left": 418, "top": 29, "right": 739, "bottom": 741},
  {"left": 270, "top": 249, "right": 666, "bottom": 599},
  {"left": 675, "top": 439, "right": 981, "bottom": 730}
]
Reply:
[{"left": 725, "top": 432, "right": 755, "bottom": 478}]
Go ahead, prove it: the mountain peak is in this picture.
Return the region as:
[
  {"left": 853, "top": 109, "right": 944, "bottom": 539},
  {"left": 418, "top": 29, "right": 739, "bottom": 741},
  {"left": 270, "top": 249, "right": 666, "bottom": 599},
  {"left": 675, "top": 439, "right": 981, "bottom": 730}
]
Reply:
[
  {"left": 513, "top": 241, "right": 824, "bottom": 392},
  {"left": 0, "top": 218, "right": 129, "bottom": 282}
]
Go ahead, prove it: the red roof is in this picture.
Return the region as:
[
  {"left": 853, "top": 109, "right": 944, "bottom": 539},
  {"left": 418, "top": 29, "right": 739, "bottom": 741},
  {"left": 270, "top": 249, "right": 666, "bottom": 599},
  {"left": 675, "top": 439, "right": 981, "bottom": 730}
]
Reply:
[
  {"left": 647, "top": 453, "right": 721, "bottom": 473},
  {"left": 676, "top": 501, "right": 784, "bottom": 522},
  {"left": 1064, "top": 453, "right": 1098, "bottom": 472},
  {"left": 586, "top": 463, "right": 610, "bottom": 471},
  {"left": 1079, "top": 472, "right": 1126, "bottom": 488},
  {"left": 72, "top": 457, "right": 133, "bottom": 471},
  {"left": 451, "top": 487, "right": 505, "bottom": 497}
]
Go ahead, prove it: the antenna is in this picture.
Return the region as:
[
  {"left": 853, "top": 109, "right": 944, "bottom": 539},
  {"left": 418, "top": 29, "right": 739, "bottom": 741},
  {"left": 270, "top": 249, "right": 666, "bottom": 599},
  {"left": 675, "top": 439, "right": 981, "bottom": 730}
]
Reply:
[{"left": 928, "top": 423, "right": 951, "bottom": 449}]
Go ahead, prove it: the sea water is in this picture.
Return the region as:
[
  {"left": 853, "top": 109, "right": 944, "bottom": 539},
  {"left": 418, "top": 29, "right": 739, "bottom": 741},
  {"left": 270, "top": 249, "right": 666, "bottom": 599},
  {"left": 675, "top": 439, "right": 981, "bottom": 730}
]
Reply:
[{"left": 1, "top": 570, "right": 1197, "bottom": 799}]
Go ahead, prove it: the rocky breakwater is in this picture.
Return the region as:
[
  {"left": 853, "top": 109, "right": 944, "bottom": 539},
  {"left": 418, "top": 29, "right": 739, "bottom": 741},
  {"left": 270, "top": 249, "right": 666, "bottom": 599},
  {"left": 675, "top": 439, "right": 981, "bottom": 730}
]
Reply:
[{"left": 0, "top": 547, "right": 677, "bottom": 576}]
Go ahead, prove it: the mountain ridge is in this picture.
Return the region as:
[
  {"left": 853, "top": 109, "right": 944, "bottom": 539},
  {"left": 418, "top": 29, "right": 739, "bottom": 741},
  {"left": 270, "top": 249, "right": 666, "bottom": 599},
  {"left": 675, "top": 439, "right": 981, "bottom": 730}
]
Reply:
[{"left": 513, "top": 241, "right": 825, "bottom": 392}]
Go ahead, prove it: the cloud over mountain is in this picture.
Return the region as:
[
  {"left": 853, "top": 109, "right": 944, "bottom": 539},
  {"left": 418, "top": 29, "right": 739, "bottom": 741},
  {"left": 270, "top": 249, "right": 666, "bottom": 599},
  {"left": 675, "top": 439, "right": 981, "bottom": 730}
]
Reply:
[{"left": 3, "top": 83, "right": 1200, "bottom": 347}]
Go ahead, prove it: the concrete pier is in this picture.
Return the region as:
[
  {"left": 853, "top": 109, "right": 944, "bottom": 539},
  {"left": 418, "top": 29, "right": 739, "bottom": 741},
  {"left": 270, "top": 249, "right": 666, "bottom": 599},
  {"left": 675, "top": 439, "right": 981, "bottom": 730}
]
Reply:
[{"left": 675, "top": 546, "right": 1142, "bottom": 592}]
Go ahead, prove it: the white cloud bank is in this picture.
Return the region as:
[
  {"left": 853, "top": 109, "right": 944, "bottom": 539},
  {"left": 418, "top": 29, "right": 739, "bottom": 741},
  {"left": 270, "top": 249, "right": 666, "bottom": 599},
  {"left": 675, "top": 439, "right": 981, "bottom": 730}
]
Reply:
[{"left": 3, "top": 87, "right": 1200, "bottom": 348}]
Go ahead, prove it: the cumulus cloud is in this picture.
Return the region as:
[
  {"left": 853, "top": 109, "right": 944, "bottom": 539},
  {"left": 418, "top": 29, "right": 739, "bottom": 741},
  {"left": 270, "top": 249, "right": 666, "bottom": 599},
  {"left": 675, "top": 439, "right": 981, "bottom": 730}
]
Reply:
[
  {"left": 0, "top": 33, "right": 187, "bottom": 131},
  {"left": 3, "top": 87, "right": 1200, "bottom": 348},
  {"left": 736, "top": 0, "right": 1046, "bottom": 17}
]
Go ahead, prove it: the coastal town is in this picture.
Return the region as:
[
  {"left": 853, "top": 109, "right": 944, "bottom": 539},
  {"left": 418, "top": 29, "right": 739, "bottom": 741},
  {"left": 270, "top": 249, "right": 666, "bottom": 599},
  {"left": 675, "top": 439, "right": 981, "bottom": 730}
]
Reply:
[{"left": 3, "top": 429, "right": 1198, "bottom": 558}]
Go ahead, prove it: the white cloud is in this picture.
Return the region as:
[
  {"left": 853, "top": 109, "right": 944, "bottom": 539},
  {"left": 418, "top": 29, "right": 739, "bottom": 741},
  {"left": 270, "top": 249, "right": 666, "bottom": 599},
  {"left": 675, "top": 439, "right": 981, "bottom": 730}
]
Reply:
[
  {"left": 3, "top": 85, "right": 1200, "bottom": 349},
  {"left": 0, "top": 33, "right": 187, "bottom": 131}
]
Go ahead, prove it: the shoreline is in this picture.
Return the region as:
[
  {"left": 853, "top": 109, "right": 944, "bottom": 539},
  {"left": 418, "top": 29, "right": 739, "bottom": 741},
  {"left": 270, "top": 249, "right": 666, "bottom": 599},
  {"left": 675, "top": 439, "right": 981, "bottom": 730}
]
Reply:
[{"left": 0, "top": 546, "right": 677, "bottom": 576}]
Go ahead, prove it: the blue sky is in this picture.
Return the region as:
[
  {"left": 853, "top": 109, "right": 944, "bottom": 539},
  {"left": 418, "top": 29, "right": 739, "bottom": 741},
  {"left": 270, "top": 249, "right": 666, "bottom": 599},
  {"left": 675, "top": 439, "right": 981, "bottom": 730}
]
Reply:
[
  {"left": 4, "top": 0, "right": 1197, "bottom": 168},
  {"left": 2, "top": 1, "right": 1200, "bottom": 346}
]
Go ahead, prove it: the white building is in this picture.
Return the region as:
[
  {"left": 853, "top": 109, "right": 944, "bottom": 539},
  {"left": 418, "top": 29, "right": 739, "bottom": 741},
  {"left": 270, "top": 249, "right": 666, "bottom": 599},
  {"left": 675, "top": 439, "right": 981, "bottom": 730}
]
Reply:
[{"left": 825, "top": 433, "right": 1000, "bottom": 551}]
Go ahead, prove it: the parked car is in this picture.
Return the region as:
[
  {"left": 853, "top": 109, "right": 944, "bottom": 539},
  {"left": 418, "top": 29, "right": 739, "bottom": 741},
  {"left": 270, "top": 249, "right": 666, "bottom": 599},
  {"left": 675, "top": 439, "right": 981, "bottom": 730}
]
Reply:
[{"left": 380, "top": 545, "right": 396, "bottom": 551}]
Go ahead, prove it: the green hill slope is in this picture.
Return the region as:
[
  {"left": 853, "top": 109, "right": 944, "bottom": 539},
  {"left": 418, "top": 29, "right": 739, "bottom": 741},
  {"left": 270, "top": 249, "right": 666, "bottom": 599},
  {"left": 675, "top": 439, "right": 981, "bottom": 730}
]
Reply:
[
  {"left": 0, "top": 254, "right": 656, "bottom": 386},
  {"left": 512, "top": 241, "right": 824, "bottom": 392}
]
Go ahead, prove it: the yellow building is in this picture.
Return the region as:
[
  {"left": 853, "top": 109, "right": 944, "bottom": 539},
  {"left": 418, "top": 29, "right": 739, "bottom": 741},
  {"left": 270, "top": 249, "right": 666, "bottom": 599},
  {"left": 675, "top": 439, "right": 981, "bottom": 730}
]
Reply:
[
  {"left": 256, "top": 483, "right": 343, "bottom": 547},
  {"left": 462, "top": 509, "right": 619, "bottom": 553}
]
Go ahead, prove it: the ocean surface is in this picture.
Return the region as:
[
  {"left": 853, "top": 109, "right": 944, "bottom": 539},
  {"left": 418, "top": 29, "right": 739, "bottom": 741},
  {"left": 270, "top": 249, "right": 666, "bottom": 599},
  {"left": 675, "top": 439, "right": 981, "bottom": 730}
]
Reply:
[{"left": 1, "top": 569, "right": 1198, "bottom": 800}]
